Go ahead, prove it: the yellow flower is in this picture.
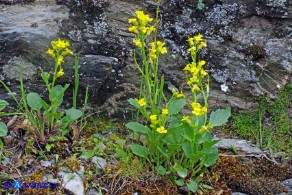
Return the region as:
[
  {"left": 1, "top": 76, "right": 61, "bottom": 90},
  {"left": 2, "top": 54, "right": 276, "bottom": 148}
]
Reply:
[
  {"left": 57, "top": 68, "right": 64, "bottom": 78},
  {"left": 187, "top": 37, "right": 194, "bottom": 45},
  {"left": 135, "top": 10, "right": 153, "bottom": 26},
  {"left": 139, "top": 26, "right": 148, "bottom": 34},
  {"left": 172, "top": 89, "right": 186, "bottom": 98},
  {"left": 128, "top": 26, "right": 138, "bottom": 34},
  {"left": 191, "top": 102, "right": 207, "bottom": 116},
  {"left": 198, "top": 41, "right": 207, "bottom": 49},
  {"left": 46, "top": 48, "right": 55, "bottom": 58},
  {"left": 135, "top": 98, "right": 146, "bottom": 107},
  {"left": 128, "top": 18, "right": 138, "bottom": 26},
  {"left": 149, "top": 41, "right": 167, "bottom": 55},
  {"left": 61, "top": 48, "right": 73, "bottom": 57},
  {"left": 156, "top": 126, "right": 167, "bottom": 134},
  {"left": 199, "top": 125, "right": 208, "bottom": 134},
  {"left": 191, "top": 84, "right": 200, "bottom": 92},
  {"left": 200, "top": 69, "right": 208, "bottom": 77},
  {"left": 52, "top": 39, "right": 70, "bottom": 51},
  {"left": 188, "top": 75, "right": 199, "bottom": 84},
  {"left": 188, "top": 46, "right": 196, "bottom": 54},
  {"left": 198, "top": 60, "right": 206, "bottom": 69},
  {"left": 193, "top": 34, "right": 203, "bottom": 43},
  {"left": 56, "top": 55, "right": 64, "bottom": 66},
  {"left": 133, "top": 38, "right": 142, "bottom": 48},
  {"left": 146, "top": 26, "right": 156, "bottom": 35},
  {"left": 162, "top": 108, "right": 168, "bottom": 115},
  {"left": 150, "top": 115, "right": 157, "bottom": 122},
  {"left": 182, "top": 116, "right": 191, "bottom": 124}
]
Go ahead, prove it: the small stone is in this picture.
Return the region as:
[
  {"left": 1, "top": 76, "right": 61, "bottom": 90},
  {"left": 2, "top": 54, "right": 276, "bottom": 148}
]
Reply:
[
  {"left": 215, "top": 138, "right": 262, "bottom": 154},
  {"left": 91, "top": 157, "right": 107, "bottom": 170},
  {"left": 58, "top": 172, "right": 84, "bottom": 195},
  {"left": 40, "top": 160, "right": 53, "bottom": 167},
  {"left": 86, "top": 189, "right": 102, "bottom": 195}
]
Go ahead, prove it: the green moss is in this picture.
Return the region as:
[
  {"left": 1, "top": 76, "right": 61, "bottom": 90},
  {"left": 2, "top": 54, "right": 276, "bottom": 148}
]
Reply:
[{"left": 229, "top": 84, "right": 292, "bottom": 153}]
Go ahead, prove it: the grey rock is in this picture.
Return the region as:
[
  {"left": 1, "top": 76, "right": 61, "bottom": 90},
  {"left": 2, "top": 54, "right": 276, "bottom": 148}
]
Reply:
[
  {"left": 2, "top": 57, "right": 37, "bottom": 81},
  {"left": 40, "top": 160, "right": 53, "bottom": 167},
  {"left": 283, "top": 178, "right": 292, "bottom": 187},
  {"left": 215, "top": 138, "right": 262, "bottom": 154},
  {"left": 91, "top": 156, "right": 107, "bottom": 170},
  {"left": 86, "top": 189, "right": 102, "bottom": 195},
  {"left": 0, "top": 0, "right": 291, "bottom": 117},
  {"left": 232, "top": 193, "right": 248, "bottom": 195},
  {"left": 58, "top": 172, "right": 84, "bottom": 195}
]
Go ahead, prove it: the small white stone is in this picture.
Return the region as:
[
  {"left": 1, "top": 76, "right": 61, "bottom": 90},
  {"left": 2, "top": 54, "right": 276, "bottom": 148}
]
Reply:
[{"left": 220, "top": 83, "right": 229, "bottom": 92}]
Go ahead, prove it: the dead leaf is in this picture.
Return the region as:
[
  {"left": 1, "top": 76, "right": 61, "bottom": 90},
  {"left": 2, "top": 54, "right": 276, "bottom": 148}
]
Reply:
[{"left": 71, "top": 123, "right": 79, "bottom": 141}]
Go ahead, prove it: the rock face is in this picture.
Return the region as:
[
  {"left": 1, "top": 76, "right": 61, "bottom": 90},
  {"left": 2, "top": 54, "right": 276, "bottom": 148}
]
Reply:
[{"left": 0, "top": 0, "right": 291, "bottom": 116}]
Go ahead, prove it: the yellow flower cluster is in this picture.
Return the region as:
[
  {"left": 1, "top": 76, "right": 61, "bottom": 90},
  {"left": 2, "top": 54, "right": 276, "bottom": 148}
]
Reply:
[
  {"left": 46, "top": 39, "right": 73, "bottom": 78},
  {"left": 187, "top": 34, "right": 207, "bottom": 54},
  {"left": 191, "top": 102, "right": 207, "bottom": 116},
  {"left": 148, "top": 108, "right": 168, "bottom": 134},
  {"left": 149, "top": 41, "right": 167, "bottom": 62},
  {"left": 172, "top": 89, "right": 186, "bottom": 98},
  {"left": 184, "top": 34, "right": 208, "bottom": 93},
  {"left": 128, "top": 11, "right": 156, "bottom": 36}
]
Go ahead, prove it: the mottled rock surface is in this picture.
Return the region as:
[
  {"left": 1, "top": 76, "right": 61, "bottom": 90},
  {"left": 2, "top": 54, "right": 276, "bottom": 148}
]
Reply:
[{"left": 0, "top": 0, "right": 291, "bottom": 116}]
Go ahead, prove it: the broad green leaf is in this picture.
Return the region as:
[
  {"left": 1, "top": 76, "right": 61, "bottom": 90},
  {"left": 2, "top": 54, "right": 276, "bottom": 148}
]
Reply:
[
  {"left": 175, "top": 179, "right": 184, "bottom": 186},
  {"left": 26, "top": 93, "right": 43, "bottom": 112},
  {"left": 209, "top": 107, "right": 231, "bottom": 127},
  {"left": 127, "top": 98, "right": 141, "bottom": 109},
  {"left": 183, "top": 124, "right": 195, "bottom": 142},
  {"left": 204, "top": 147, "right": 219, "bottom": 167},
  {"left": 0, "top": 122, "right": 8, "bottom": 137},
  {"left": 177, "top": 167, "right": 188, "bottom": 178},
  {"left": 0, "top": 100, "right": 9, "bottom": 111},
  {"left": 126, "top": 122, "right": 147, "bottom": 134},
  {"left": 167, "top": 98, "right": 186, "bottom": 115},
  {"left": 60, "top": 108, "right": 82, "bottom": 127},
  {"left": 155, "top": 165, "right": 166, "bottom": 175},
  {"left": 129, "top": 144, "right": 148, "bottom": 158},
  {"left": 182, "top": 142, "right": 191, "bottom": 158},
  {"left": 51, "top": 85, "right": 69, "bottom": 108},
  {"left": 80, "top": 150, "right": 95, "bottom": 159},
  {"left": 66, "top": 108, "right": 82, "bottom": 121},
  {"left": 187, "top": 180, "right": 198, "bottom": 192}
]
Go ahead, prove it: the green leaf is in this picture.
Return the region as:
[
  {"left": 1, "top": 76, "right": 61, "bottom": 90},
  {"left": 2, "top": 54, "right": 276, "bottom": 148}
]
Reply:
[
  {"left": 0, "top": 100, "right": 9, "bottom": 111},
  {"left": 182, "top": 142, "right": 191, "bottom": 158},
  {"left": 177, "top": 167, "right": 188, "bottom": 178},
  {"left": 0, "top": 122, "right": 8, "bottom": 137},
  {"left": 175, "top": 179, "right": 184, "bottom": 186},
  {"left": 167, "top": 98, "right": 186, "bottom": 115},
  {"left": 60, "top": 108, "right": 82, "bottom": 127},
  {"left": 45, "top": 144, "right": 52, "bottom": 152},
  {"left": 204, "top": 147, "right": 219, "bottom": 167},
  {"left": 209, "top": 107, "right": 231, "bottom": 127},
  {"left": 80, "top": 150, "right": 95, "bottom": 159},
  {"left": 65, "top": 108, "right": 82, "bottom": 121},
  {"left": 128, "top": 98, "right": 141, "bottom": 109},
  {"left": 51, "top": 85, "right": 69, "bottom": 108},
  {"left": 202, "top": 184, "right": 213, "bottom": 190},
  {"left": 155, "top": 165, "right": 166, "bottom": 175},
  {"left": 126, "top": 122, "right": 147, "bottom": 134},
  {"left": 187, "top": 180, "right": 198, "bottom": 192},
  {"left": 28, "top": 115, "right": 38, "bottom": 126},
  {"left": 129, "top": 144, "right": 148, "bottom": 158},
  {"left": 26, "top": 93, "right": 43, "bottom": 112}
]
